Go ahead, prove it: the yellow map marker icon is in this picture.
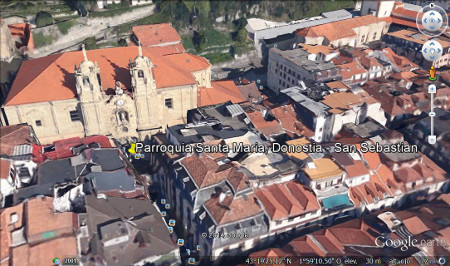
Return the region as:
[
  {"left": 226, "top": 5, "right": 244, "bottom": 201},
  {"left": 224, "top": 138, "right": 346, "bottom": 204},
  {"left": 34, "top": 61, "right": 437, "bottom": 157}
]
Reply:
[{"left": 128, "top": 143, "right": 136, "bottom": 154}]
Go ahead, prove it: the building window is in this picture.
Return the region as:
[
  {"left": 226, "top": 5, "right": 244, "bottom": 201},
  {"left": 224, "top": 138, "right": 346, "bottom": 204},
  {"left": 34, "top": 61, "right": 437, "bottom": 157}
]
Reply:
[
  {"left": 165, "top": 98, "right": 173, "bottom": 109},
  {"left": 373, "top": 32, "right": 377, "bottom": 40},
  {"left": 83, "top": 76, "right": 90, "bottom": 87},
  {"left": 18, "top": 167, "right": 30, "bottom": 178},
  {"left": 138, "top": 70, "right": 144, "bottom": 78},
  {"left": 361, "top": 35, "right": 366, "bottom": 43},
  {"left": 35, "top": 120, "right": 42, "bottom": 127},
  {"left": 10, "top": 213, "right": 19, "bottom": 224},
  {"left": 70, "top": 110, "right": 80, "bottom": 121},
  {"left": 117, "top": 110, "right": 129, "bottom": 123}
]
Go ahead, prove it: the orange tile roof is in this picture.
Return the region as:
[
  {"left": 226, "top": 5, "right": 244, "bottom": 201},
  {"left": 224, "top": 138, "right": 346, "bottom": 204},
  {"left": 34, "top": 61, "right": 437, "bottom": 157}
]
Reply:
[
  {"left": 26, "top": 197, "right": 77, "bottom": 243},
  {"left": 390, "top": 71, "right": 417, "bottom": 82},
  {"left": 381, "top": 47, "right": 419, "bottom": 71},
  {"left": 226, "top": 167, "right": 251, "bottom": 192},
  {"left": 394, "top": 167, "right": 422, "bottom": 183},
  {"left": 402, "top": 216, "right": 429, "bottom": 235},
  {"left": 322, "top": 91, "right": 368, "bottom": 111},
  {"left": 326, "top": 81, "right": 349, "bottom": 91},
  {"left": 285, "top": 137, "right": 311, "bottom": 161},
  {"left": 5, "top": 46, "right": 210, "bottom": 106},
  {"left": 246, "top": 111, "right": 283, "bottom": 137},
  {"left": 270, "top": 104, "right": 314, "bottom": 138},
  {"left": 392, "top": 5, "right": 423, "bottom": 20},
  {"left": 181, "top": 154, "right": 231, "bottom": 188},
  {"left": 0, "top": 203, "right": 25, "bottom": 262},
  {"left": 360, "top": 150, "right": 381, "bottom": 170},
  {"left": 11, "top": 236, "right": 78, "bottom": 266},
  {"left": 299, "top": 44, "right": 337, "bottom": 55},
  {"left": 296, "top": 15, "right": 385, "bottom": 42},
  {"left": 327, "top": 221, "right": 377, "bottom": 246},
  {"left": 337, "top": 61, "right": 368, "bottom": 80},
  {"left": 164, "top": 52, "right": 210, "bottom": 72},
  {"left": 255, "top": 181, "right": 320, "bottom": 220},
  {"left": 386, "top": 29, "right": 450, "bottom": 47},
  {"left": 350, "top": 173, "right": 393, "bottom": 206},
  {"left": 287, "top": 236, "right": 329, "bottom": 256},
  {"left": 204, "top": 193, "right": 263, "bottom": 225},
  {"left": 304, "top": 157, "right": 344, "bottom": 180},
  {"left": 197, "top": 80, "right": 246, "bottom": 107},
  {"left": 139, "top": 43, "right": 185, "bottom": 55},
  {"left": 131, "top": 23, "right": 181, "bottom": 47}
]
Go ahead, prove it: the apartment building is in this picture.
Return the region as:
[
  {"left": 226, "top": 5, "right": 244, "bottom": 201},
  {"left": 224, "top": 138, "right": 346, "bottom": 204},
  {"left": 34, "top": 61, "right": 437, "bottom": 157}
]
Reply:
[{"left": 267, "top": 48, "right": 341, "bottom": 94}]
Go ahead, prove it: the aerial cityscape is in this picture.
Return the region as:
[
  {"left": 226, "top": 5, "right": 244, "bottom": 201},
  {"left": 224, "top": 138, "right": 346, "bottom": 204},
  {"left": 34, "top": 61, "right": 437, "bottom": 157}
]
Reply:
[{"left": 0, "top": 0, "right": 449, "bottom": 265}]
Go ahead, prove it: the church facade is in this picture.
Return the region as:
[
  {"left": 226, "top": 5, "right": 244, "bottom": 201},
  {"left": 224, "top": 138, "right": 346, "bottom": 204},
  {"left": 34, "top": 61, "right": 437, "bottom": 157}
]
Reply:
[{"left": 1, "top": 44, "right": 212, "bottom": 144}]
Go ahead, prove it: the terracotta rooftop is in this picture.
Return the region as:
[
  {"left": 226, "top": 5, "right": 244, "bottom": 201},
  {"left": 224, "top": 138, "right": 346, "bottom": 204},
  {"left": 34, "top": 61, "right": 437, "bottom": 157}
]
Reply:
[
  {"left": 386, "top": 29, "right": 450, "bottom": 47},
  {"left": 11, "top": 236, "right": 78, "bottom": 266},
  {"left": 287, "top": 236, "right": 330, "bottom": 256},
  {"left": 325, "top": 81, "right": 349, "bottom": 91},
  {"left": 380, "top": 47, "right": 419, "bottom": 71},
  {"left": 285, "top": 137, "right": 311, "bottom": 161},
  {"left": 26, "top": 196, "right": 77, "bottom": 243},
  {"left": 360, "top": 149, "right": 382, "bottom": 170},
  {"left": 204, "top": 193, "right": 263, "bottom": 225},
  {"left": 337, "top": 61, "right": 368, "bottom": 81},
  {"left": 5, "top": 46, "right": 211, "bottom": 106},
  {"left": 363, "top": 81, "right": 417, "bottom": 117},
  {"left": 226, "top": 167, "right": 251, "bottom": 193},
  {"left": 1, "top": 197, "right": 78, "bottom": 265},
  {"left": 197, "top": 80, "right": 246, "bottom": 107},
  {"left": 402, "top": 216, "right": 430, "bottom": 235},
  {"left": 181, "top": 153, "right": 233, "bottom": 188},
  {"left": 322, "top": 91, "right": 379, "bottom": 113},
  {"left": 0, "top": 203, "right": 25, "bottom": 262},
  {"left": 304, "top": 157, "right": 344, "bottom": 180},
  {"left": 255, "top": 181, "right": 320, "bottom": 220},
  {"left": 299, "top": 44, "right": 337, "bottom": 55},
  {"left": 349, "top": 174, "right": 393, "bottom": 207},
  {"left": 270, "top": 104, "right": 314, "bottom": 138},
  {"left": 8, "top": 23, "right": 34, "bottom": 51},
  {"left": 0, "top": 124, "right": 36, "bottom": 156},
  {"left": 296, "top": 15, "right": 385, "bottom": 42},
  {"left": 131, "top": 23, "right": 182, "bottom": 47},
  {"left": 33, "top": 135, "right": 113, "bottom": 163},
  {"left": 331, "top": 152, "right": 370, "bottom": 178},
  {"left": 390, "top": 71, "right": 418, "bottom": 82},
  {"left": 236, "top": 82, "right": 264, "bottom": 102},
  {"left": 249, "top": 194, "right": 450, "bottom": 259},
  {"left": 246, "top": 110, "right": 283, "bottom": 137},
  {"left": 392, "top": 3, "right": 423, "bottom": 20}
]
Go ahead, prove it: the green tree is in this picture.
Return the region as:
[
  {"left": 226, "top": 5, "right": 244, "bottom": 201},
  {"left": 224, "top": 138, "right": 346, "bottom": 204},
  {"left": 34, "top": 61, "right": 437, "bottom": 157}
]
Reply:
[
  {"left": 192, "top": 30, "right": 206, "bottom": 52},
  {"left": 233, "top": 17, "right": 248, "bottom": 31},
  {"left": 82, "top": 37, "right": 97, "bottom": 50},
  {"left": 35, "top": 11, "right": 54, "bottom": 27},
  {"left": 234, "top": 28, "right": 248, "bottom": 44}
]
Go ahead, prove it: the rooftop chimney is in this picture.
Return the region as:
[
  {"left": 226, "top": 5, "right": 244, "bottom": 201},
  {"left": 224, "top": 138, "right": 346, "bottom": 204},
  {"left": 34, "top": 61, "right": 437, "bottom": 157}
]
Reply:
[{"left": 219, "top": 192, "right": 226, "bottom": 203}]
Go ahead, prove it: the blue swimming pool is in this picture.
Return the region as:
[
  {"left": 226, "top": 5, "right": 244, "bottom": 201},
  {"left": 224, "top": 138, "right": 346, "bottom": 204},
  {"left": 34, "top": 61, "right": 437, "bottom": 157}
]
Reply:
[{"left": 321, "top": 194, "right": 353, "bottom": 209}]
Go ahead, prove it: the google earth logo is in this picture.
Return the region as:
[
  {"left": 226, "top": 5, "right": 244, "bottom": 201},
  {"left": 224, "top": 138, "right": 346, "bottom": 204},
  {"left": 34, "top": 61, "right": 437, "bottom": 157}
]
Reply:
[{"left": 52, "top": 258, "right": 61, "bottom": 265}]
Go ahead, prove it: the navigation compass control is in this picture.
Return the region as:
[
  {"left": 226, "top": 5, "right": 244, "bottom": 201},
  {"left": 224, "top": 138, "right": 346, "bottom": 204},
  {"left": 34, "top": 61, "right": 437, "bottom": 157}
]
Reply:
[
  {"left": 422, "top": 10, "right": 443, "bottom": 32},
  {"left": 421, "top": 40, "right": 443, "bottom": 61},
  {"left": 416, "top": 3, "right": 448, "bottom": 37}
]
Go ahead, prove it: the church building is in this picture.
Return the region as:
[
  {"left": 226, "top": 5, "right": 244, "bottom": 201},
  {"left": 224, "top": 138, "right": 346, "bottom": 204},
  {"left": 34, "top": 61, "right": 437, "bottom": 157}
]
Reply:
[{"left": 1, "top": 42, "right": 244, "bottom": 144}]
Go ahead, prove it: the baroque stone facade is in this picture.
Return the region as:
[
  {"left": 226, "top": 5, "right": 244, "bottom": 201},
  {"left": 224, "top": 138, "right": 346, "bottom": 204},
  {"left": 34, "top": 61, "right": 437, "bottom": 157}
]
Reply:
[{"left": 1, "top": 44, "right": 209, "bottom": 143}]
